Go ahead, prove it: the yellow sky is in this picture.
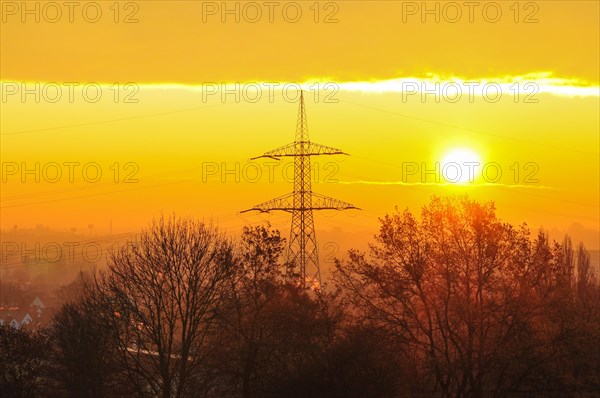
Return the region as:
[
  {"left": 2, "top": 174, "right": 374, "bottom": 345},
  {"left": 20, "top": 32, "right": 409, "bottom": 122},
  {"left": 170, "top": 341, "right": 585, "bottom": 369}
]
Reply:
[{"left": 1, "top": 1, "right": 599, "bottom": 254}]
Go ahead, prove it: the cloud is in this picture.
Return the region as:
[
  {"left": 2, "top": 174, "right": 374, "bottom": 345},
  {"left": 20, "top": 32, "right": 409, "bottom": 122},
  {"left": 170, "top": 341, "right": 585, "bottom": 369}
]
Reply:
[
  {"left": 335, "top": 180, "right": 554, "bottom": 189},
  {"left": 133, "top": 72, "right": 599, "bottom": 98}
]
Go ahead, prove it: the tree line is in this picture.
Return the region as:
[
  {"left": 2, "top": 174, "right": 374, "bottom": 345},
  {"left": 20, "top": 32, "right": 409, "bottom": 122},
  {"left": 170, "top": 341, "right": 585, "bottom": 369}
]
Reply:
[{"left": 1, "top": 196, "right": 599, "bottom": 398}]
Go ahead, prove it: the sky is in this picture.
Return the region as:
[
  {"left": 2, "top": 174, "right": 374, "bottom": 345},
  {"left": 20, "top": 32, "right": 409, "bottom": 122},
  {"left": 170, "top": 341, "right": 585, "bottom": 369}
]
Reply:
[{"left": 1, "top": 1, "right": 599, "bottom": 274}]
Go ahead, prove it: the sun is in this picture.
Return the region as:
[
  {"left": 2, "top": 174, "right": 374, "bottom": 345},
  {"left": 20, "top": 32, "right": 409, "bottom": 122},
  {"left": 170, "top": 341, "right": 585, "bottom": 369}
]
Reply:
[{"left": 440, "top": 148, "right": 481, "bottom": 184}]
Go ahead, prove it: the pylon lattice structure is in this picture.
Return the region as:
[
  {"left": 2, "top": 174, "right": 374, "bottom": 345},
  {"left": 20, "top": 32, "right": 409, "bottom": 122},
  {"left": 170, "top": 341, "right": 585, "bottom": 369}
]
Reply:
[{"left": 242, "top": 91, "right": 358, "bottom": 288}]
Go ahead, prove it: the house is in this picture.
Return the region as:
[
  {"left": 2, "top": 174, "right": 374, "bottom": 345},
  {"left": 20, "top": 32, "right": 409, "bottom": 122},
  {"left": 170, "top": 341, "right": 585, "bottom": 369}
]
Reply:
[
  {"left": 30, "top": 296, "right": 46, "bottom": 318},
  {"left": 21, "top": 313, "right": 33, "bottom": 325},
  {"left": 0, "top": 296, "right": 51, "bottom": 330},
  {"left": 1, "top": 302, "right": 41, "bottom": 330},
  {"left": 0, "top": 311, "right": 35, "bottom": 330}
]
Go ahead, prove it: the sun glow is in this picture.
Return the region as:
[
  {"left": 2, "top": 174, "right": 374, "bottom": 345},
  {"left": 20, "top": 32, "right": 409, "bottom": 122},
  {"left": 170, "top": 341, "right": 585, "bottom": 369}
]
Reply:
[{"left": 440, "top": 148, "right": 482, "bottom": 184}]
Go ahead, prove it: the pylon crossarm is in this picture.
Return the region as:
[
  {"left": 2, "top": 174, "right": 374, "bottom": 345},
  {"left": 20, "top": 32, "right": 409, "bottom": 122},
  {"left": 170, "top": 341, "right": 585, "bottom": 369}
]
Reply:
[
  {"left": 249, "top": 154, "right": 280, "bottom": 161},
  {"left": 242, "top": 192, "right": 360, "bottom": 213},
  {"left": 250, "top": 142, "right": 348, "bottom": 160},
  {"left": 240, "top": 193, "right": 295, "bottom": 213},
  {"left": 306, "top": 142, "right": 348, "bottom": 156},
  {"left": 311, "top": 193, "right": 360, "bottom": 211}
]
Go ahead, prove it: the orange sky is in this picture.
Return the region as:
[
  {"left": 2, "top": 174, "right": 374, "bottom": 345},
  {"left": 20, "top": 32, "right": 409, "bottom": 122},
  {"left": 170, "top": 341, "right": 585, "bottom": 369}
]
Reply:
[
  {"left": 1, "top": 1, "right": 599, "bottom": 259},
  {"left": 1, "top": 1, "right": 599, "bottom": 83}
]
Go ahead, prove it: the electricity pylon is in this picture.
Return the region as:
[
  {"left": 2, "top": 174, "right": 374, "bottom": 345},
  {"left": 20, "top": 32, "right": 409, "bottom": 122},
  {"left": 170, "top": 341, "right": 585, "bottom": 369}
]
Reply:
[{"left": 242, "top": 91, "right": 358, "bottom": 288}]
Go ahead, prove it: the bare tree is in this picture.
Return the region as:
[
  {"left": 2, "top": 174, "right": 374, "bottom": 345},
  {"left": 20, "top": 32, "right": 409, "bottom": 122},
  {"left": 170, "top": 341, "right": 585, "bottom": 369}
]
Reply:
[
  {"left": 50, "top": 273, "right": 124, "bottom": 398},
  {"left": 94, "top": 216, "right": 236, "bottom": 398},
  {"left": 215, "top": 223, "right": 286, "bottom": 398},
  {"left": 211, "top": 223, "right": 346, "bottom": 398},
  {"left": 0, "top": 325, "right": 51, "bottom": 398},
  {"left": 334, "top": 196, "right": 560, "bottom": 397}
]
